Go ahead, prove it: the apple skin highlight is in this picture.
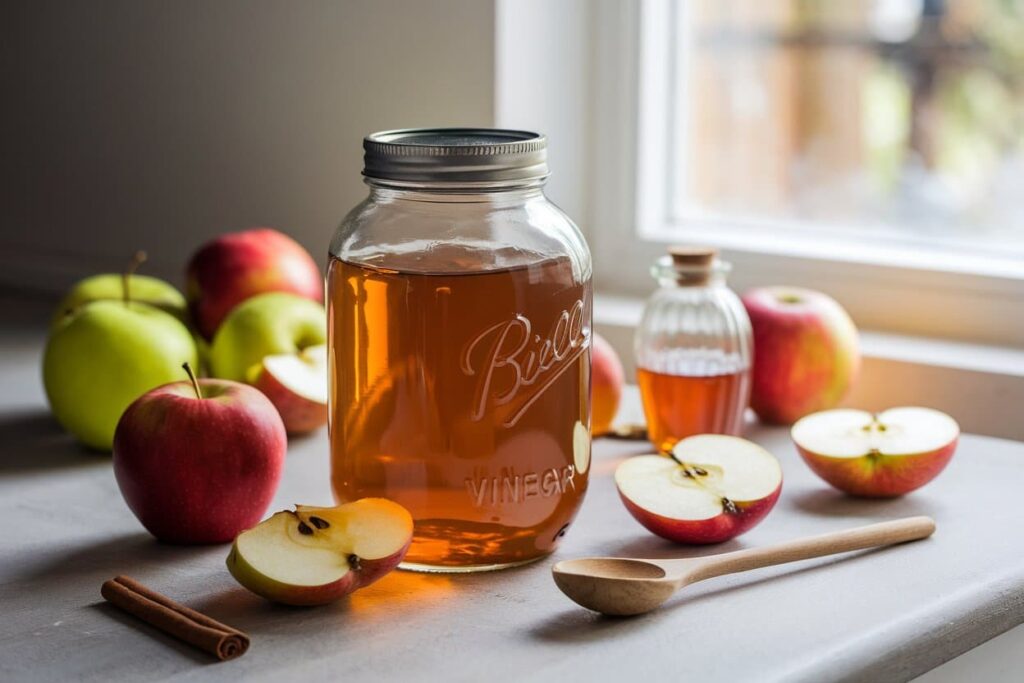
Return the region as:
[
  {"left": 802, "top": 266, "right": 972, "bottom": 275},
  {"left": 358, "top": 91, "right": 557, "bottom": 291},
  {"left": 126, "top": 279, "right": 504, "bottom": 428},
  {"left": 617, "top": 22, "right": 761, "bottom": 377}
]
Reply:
[
  {"left": 795, "top": 440, "right": 958, "bottom": 498},
  {"left": 619, "top": 484, "right": 782, "bottom": 544},
  {"left": 113, "top": 379, "right": 287, "bottom": 544}
]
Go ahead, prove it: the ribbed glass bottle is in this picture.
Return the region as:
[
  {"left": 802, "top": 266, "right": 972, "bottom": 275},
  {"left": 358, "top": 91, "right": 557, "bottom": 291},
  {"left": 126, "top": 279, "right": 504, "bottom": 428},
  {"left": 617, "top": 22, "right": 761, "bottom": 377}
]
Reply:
[{"left": 634, "top": 247, "right": 753, "bottom": 451}]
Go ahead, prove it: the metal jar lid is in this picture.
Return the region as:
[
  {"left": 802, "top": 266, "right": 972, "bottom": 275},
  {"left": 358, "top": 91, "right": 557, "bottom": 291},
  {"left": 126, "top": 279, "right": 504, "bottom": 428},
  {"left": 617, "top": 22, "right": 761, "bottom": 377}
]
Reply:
[{"left": 363, "top": 128, "right": 548, "bottom": 184}]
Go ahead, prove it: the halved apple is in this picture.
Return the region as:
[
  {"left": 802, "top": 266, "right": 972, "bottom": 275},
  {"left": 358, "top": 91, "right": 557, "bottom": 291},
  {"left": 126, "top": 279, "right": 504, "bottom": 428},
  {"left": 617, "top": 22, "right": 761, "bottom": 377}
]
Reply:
[
  {"left": 252, "top": 344, "right": 328, "bottom": 434},
  {"left": 226, "top": 498, "right": 413, "bottom": 606},
  {"left": 792, "top": 407, "right": 959, "bottom": 497},
  {"left": 615, "top": 435, "right": 783, "bottom": 544}
]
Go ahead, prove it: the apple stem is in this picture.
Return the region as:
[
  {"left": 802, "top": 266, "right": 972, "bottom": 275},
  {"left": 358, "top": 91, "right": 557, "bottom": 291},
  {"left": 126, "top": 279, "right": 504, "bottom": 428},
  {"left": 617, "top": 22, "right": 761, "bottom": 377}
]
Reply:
[
  {"left": 122, "top": 250, "right": 148, "bottom": 306},
  {"left": 182, "top": 362, "right": 203, "bottom": 400}
]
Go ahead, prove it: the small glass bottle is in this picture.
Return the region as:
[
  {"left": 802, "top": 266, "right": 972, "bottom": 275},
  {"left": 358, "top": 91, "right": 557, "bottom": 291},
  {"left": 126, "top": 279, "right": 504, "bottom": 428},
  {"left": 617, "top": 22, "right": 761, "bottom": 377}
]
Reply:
[{"left": 634, "top": 246, "right": 752, "bottom": 452}]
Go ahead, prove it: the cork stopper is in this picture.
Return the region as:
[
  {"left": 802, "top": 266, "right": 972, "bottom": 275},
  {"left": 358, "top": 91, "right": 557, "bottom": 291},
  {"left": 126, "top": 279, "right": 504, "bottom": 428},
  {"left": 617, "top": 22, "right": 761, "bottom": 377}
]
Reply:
[
  {"left": 666, "top": 245, "right": 717, "bottom": 285},
  {"left": 668, "top": 245, "right": 717, "bottom": 267}
]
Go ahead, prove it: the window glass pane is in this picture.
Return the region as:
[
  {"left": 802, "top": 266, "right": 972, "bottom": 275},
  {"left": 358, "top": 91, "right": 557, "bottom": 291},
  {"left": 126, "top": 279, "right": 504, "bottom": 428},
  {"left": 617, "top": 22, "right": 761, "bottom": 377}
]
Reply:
[{"left": 671, "top": 0, "right": 1024, "bottom": 255}]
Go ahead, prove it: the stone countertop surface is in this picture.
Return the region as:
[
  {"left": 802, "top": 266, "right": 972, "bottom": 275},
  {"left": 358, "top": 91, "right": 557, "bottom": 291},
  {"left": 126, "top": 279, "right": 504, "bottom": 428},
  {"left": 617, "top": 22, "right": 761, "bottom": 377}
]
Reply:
[{"left": 1, "top": 293, "right": 1023, "bottom": 682}]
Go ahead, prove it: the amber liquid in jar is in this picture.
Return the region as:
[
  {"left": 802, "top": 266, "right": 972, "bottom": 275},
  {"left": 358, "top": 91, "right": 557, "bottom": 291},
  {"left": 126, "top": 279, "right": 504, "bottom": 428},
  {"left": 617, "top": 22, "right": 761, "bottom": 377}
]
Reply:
[
  {"left": 637, "top": 367, "right": 750, "bottom": 452},
  {"left": 327, "top": 247, "right": 591, "bottom": 571}
]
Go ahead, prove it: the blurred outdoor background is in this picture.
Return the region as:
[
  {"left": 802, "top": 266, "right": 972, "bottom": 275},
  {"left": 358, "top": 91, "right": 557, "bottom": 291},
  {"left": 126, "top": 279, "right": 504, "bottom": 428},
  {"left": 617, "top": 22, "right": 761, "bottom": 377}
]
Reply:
[{"left": 676, "top": 0, "right": 1024, "bottom": 255}]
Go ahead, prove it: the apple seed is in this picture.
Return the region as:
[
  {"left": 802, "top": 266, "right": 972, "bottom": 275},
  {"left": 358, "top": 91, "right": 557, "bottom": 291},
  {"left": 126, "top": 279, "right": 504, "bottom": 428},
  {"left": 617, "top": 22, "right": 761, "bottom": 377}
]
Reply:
[
  {"left": 348, "top": 554, "right": 362, "bottom": 571},
  {"left": 309, "top": 516, "right": 330, "bottom": 529},
  {"left": 297, "top": 521, "right": 314, "bottom": 535}
]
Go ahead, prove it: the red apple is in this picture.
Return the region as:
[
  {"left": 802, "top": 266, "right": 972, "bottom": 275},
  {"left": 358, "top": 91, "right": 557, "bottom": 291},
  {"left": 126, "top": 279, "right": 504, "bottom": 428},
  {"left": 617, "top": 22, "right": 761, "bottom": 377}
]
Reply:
[
  {"left": 112, "top": 365, "right": 287, "bottom": 544},
  {"left": 742, "top": 286, "right": 859, "bottom": 424},
  {"left": 226, "top": 499, "right": 413, "bottom": 606},
  {"left": 615, "top": 435, "right": 782, "bottom": 544},
  {"left": 186, "top": 228, "right": 323, "bottom": 339},
  {"left": 591, "top": 333, "right": 625, "bottom": 435},
  {"left": 792, "top": 407, "right": 959, "bottom": 497},
  {"left": 252, "top": 344, "right": 328, "bottom": 434}
]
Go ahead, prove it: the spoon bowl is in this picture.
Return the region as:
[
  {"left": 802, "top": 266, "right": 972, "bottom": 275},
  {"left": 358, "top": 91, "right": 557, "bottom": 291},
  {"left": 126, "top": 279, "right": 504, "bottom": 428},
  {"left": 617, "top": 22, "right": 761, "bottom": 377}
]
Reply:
[
  {"left": 552, "top": 516, "right": 936, "bottom": 616},
  {"left": 553, "top": 558, "right": 675, "bottom": 616}
]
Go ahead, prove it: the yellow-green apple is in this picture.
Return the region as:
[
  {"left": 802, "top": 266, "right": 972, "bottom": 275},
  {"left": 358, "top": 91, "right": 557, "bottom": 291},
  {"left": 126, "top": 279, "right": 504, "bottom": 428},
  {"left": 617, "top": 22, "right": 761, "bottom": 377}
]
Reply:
[
  {"left": 50, "top": 252, "right": 188, "bottom": 329},
  {"left": 52, "top": 273, "right": 187, "bottom": 330},
  {"left": 43, "top": 300, "right": 199, "bottom": 451},
  {"left": 186, "top": 228, "right": 323, "bottom": 338},
  {"left": 112, "top": 365, "right": 287, "bottom": 543},
  {"left": 591, "top": 333, "right": 624, "bottom": 435},
  {"left": 741, "top": 286, "right": 859, "bottom": 424},
  {"left": 615, "top": 435, "right": 782, "bottom": 544},
  {"left": 792, "top": 407, "right": 958, "bottom": 497},
  {"left": 209, "top": 292, "right": 327, "bottom": 433},
  {"left": 226, "top": 499, "right": 413, "bottom": 606}
]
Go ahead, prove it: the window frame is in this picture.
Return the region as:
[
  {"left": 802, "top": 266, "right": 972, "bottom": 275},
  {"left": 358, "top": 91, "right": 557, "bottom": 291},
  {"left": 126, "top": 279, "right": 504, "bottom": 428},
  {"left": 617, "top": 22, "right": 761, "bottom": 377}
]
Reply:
[{"left": 587, "top": 0, "right": 1024, "bottom": 348}]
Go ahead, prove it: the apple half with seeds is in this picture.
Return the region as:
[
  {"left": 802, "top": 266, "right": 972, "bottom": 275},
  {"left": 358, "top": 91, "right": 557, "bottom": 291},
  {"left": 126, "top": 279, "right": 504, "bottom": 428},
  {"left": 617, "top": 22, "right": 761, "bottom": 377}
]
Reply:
[
  {"left": 615, "top": 435, "right": 783, "bottom": 544},
  {"left": 792, "top": 407, "right": 959, "bottom": 497},
  {"left": 226, "top": 498, "right": 413, "bottom": 606}
]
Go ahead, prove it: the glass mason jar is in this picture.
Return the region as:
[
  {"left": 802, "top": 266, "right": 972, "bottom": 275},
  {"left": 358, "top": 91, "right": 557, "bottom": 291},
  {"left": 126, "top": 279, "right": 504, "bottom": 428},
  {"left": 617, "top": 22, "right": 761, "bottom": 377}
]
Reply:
[
  {"left": 634, "top": 247, "right": 752, "bottom": 452},
  {"left": 328, "top": 129, "right": 593, "bottom": 572}
]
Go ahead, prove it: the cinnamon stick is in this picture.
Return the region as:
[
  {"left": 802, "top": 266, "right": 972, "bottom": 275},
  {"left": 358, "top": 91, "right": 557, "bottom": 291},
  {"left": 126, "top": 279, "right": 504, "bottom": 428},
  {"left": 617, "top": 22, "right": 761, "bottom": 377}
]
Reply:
[{"left": 101, "top": 575, "right": 249, "bottom": 661}]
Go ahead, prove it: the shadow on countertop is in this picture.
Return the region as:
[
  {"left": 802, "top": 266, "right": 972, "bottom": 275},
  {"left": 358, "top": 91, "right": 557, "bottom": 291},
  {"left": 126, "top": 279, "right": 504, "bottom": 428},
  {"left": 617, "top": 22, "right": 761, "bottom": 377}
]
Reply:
[
  {"left": 0, "top": 409, "right": 107, "bottom": 475},
  {"left": 787, "top": 488, "right": 940, "bottom": 519}
]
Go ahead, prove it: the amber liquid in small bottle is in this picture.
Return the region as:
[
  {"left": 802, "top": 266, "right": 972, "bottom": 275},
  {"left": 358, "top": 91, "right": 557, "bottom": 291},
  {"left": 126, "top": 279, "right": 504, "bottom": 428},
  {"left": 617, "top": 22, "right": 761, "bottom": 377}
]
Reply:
[
  {"left": 327, "top": 247, "right": 591, "bottom": 571},
  {"left": 637, "top": 367, "right": 750, "bottom": 452}
]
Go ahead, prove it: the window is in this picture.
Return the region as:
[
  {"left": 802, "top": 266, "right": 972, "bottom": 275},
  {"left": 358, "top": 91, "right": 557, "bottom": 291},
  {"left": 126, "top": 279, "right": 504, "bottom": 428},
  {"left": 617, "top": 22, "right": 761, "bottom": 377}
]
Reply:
[
  {"left": 637, "top": 0, "right": 1024, "bottom": 274},
  {"left": 655, "top": 0, "right": 1024, "bottom": 265},
  {"left": 497, "top": 0, "right": 1024, "bottom": 346}
]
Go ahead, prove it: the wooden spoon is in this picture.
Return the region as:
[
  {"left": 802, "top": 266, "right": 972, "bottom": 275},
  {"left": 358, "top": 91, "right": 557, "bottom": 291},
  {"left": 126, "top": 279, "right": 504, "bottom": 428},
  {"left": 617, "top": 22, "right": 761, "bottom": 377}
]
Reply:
[{"left": 552, "top": 516, "right": 936, "bottom": 616}]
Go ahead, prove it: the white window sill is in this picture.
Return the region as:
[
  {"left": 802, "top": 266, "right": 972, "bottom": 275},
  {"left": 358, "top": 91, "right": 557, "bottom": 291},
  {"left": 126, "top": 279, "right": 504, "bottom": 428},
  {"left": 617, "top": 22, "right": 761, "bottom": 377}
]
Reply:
[{"left": 595, "top": 293, "right": 1024, "bottom": 441}]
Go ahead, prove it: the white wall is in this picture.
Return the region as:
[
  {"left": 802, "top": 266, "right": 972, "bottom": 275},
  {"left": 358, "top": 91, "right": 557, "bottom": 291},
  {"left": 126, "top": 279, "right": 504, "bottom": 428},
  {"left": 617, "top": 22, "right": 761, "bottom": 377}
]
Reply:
[
  {"left": 495, "top": 0, "right": 593, "bottom": 232},
  {"left": 0, "top": 0, "right": 495, "bottom": 292}
]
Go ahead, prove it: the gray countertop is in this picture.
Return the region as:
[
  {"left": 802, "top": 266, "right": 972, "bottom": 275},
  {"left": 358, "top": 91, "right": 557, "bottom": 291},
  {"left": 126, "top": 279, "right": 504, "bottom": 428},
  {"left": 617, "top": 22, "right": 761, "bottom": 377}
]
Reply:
[{"left": 2, "top": 293, "right": 1023, "bottom": 682}]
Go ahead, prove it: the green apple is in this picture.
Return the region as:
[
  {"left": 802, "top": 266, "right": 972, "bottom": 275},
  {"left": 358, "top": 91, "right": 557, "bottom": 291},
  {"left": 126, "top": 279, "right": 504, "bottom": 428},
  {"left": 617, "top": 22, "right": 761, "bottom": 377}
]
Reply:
[
  {"left": 209, "top": 292, "right": 326, "bottom": 383},
  {"left": 43, "top": 300, "right": 199, "bottom": 451},
  {"left": 51, "top": 274, "right": 188, "bottom": 330}
]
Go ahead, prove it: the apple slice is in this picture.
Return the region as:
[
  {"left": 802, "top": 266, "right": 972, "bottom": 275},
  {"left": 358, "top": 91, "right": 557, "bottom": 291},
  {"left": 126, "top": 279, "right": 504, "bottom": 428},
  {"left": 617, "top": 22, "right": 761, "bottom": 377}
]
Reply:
[
  {"left": 226, "top": 498, "right": 413, "bottom": 606},
  {"left": 792, "top": 407, "right": 959, "bottom": 497},
  {"left": 615, "top": 435, "right": 782, "bottom": 544},
  {"left": 253, "top": 344, "right": 328, "bottom": 434}
]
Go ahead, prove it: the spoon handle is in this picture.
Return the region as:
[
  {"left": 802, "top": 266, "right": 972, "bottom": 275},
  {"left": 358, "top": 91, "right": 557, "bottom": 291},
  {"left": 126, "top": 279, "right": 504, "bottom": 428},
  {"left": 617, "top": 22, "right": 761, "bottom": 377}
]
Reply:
[{"left": 683, "top": 516, "right": 936, "bottom": 584}]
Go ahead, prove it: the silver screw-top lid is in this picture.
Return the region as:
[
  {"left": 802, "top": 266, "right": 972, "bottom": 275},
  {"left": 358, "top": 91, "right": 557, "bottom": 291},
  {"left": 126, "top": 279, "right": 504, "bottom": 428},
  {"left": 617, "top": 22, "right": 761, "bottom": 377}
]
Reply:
[{"left": 363, "top": 128, "right": 548, "bottom": 184}]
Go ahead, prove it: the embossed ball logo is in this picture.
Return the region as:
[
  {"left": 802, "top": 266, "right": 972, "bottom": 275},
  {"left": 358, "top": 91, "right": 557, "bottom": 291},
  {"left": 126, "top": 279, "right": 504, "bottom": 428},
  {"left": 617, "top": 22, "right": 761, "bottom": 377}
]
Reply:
[{"left": 461, "top": 299, "right": 589, "bottom": 428}]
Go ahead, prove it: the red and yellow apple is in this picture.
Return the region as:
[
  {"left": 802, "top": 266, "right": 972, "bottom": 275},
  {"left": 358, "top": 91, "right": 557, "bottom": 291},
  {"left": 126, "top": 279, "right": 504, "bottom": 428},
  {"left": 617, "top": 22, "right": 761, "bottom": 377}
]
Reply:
[
  {"left": 112, "top": 367, "right": 287, "bottom": 544},
  {"left": 226, "top": 499, "right": 413, "bottom": 606},
  {"left": 615, "top": 435, "right": 782, "bottom": 544},
  {"left": 591, "top": 332, "right": 625, "bottom": 435},
  {"left": 792, "top": 407, "right": 959, "bottom": 497},
  {"left": 209, "top": 292, "right": 328, "bottom": 433},
  {"left": 186, "top": 228, "right": 323, "bottom": 339},
  {"left": 741, "top": 286, "right": 859, "bottom": 425}
]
